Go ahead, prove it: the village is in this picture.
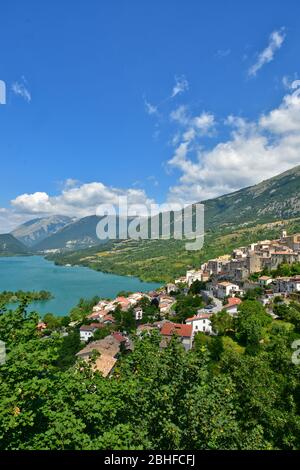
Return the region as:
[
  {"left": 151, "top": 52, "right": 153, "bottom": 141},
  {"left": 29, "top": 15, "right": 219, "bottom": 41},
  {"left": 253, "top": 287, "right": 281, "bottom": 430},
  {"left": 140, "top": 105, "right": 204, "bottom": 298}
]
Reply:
[{"left": 38, "top": 230, "right": 300, "bottom": 378}]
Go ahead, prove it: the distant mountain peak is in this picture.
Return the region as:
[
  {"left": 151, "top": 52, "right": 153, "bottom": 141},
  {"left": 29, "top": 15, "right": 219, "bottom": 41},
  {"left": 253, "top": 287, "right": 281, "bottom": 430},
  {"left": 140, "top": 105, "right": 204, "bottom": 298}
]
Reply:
[{"left": 11, "top": 215, "right": 74, "bottom": 247}]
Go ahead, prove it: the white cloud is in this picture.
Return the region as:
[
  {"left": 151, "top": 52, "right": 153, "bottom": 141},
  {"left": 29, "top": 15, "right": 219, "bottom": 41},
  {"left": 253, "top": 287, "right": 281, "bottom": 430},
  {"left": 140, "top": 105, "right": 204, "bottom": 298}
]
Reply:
[
  {"left": 64, "top": 178, "right": 80, "bottom": 189},
  {"left": 248, "top": 28, "right": 286, "bottom": 77},
  {"left": 0, "top": 182, "right": 157, "bottom": 232},
  {"left": 11, "top": 79, "right": 31, "bottom": 102},
  {"left": 193, "top": 112, "right": 216, "bottom": 136},
  {"left": 282, "top": 74, "right": 297, "bottom": 90},
  {"left": 171, "top": 75, "right": 189, "bottom": 98},
  {"left": 170, "top": 105, "right": 189, "bottom": 126},
  {"left": 167, "top": 87, "right": 300, "bottom": 204},
  {"left": 10, "top": 182, "right": 155, "bottom": 219},
  {"left": 144, "top": 98, "right": 158, "bottom": 116},
  {"left": 170, "top": 106, "right": 215, "bottom": 137}
]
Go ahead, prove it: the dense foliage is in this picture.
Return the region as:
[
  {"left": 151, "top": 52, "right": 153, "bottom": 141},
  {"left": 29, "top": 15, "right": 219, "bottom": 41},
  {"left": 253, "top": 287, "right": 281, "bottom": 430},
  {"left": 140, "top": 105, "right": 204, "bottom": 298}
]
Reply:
[
  {"left": 0, "top": 290, "right": 53, "bottom": 307},
  {"left": 1, "top": 298, "right": 300, "bottom": 450}
]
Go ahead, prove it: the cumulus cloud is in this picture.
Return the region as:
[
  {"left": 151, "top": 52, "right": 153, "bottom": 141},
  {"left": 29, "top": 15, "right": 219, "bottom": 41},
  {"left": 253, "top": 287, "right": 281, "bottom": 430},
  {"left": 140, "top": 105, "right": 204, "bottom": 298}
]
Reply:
[
  {"left": 170, "top": 105, "right": 215, "bottom": 136},
  {"left": 248, "top": 28, "right": 286, "bottom": 77},
  {"left": 11, "top": 79, "right": 31, "bottom": 102},
  {"left": 167, "top": 86, "right": 300, "bottom": 204},
  {"left": 0, "top": 182, "right": 157, "bottom": 231},
  {"left": 10, "top": 182, "right": 155, "bottom": 219},
  {"left": 193, "top": 112, "right": 216, "bottom": 136},
  {"left": 170, "top": 105, "right": 189, "bottom": 126}
]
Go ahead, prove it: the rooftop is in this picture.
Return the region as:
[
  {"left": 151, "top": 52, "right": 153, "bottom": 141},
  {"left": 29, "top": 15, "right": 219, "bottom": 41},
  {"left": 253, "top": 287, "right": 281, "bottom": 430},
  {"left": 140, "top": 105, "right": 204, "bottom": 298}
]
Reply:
[
  {"left": 161, "top": 322, "right": 192, "bottom": 338},
  {"left": 224, "top": 297, "right": 242, "bottom": 309},
  {"left": 186, "top": 314, "right": 211, "bottom": 322}
]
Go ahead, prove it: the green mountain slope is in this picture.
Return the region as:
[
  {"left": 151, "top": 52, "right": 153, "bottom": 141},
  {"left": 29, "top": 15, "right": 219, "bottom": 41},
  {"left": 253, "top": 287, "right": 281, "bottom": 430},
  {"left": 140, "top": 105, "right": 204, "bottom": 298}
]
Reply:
[
  {"left": 47, "top": 165, "right": 300, "bottom": 281},
  {"left": 0, "top": 234, "right": 29, "bottom": 256},
  {"left": 204, "top": 165, "right": 300, "bottom": 230}
]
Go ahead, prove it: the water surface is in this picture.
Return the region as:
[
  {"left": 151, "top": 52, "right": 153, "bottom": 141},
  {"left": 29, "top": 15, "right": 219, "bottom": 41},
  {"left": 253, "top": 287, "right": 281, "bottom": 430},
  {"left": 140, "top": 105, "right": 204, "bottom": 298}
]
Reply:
[{"left": 0, "top": 256, "right": 161, "bottom": 316}]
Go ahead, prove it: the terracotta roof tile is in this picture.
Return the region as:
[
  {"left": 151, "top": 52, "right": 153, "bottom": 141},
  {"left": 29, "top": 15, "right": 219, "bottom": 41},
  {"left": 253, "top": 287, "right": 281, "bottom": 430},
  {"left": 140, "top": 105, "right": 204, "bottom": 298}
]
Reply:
[{"left": 161, "top": 322, "right": 192, "bottom": 338}]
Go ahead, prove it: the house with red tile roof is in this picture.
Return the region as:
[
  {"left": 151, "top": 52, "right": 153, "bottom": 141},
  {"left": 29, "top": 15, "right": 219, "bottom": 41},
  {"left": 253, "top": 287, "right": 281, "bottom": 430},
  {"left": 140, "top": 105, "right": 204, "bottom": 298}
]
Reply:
[
  {"left": 223, "top": 297, "right": 242, "bottom": 315},
  {"left": 113, "top": 296, "right": 132, "bottom": 311},
  {"left": 160, "top": 322, "right": 193, "bottom": 351},
  {"left": 102, "top": 314, "right": 116, "bottom": 325},
  {"left": 87, "top": 310, "right": 107, "bottom": 321}
]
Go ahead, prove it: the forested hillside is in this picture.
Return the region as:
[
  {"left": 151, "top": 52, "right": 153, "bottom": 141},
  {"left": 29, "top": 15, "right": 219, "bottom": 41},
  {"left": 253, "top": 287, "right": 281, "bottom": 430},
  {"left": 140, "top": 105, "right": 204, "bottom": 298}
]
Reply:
[{"left": 0, "top": 300, "right": 300, "bottom": 450}]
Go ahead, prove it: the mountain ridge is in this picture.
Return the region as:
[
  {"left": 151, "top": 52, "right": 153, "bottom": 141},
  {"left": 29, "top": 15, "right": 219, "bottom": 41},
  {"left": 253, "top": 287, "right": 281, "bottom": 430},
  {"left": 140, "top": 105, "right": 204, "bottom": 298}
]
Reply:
[
  {"left": 0, "top": 234, "right": 29, "bottom": 256},
  {"left": 203, "top": 164, "right": 300, "bottom": 229},
  {"left": 11, "top": 215, "right": 73, "bottom": 247},
  {"left": 32, "top": 165, "right": 300, "bottom": 251}
]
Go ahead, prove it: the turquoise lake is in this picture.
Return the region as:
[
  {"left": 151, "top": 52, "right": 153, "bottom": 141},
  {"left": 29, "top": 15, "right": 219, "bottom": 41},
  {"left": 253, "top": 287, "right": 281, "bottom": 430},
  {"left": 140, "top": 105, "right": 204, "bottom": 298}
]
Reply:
[{"left": 0, "top": 256, "right": 161, "bottom": 316}]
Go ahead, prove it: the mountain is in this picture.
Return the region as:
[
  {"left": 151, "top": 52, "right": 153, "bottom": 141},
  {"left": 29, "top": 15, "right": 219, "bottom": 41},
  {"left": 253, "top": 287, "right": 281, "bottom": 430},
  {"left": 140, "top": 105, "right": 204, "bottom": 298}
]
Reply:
[
  {"left": 33, "top": 214, "right": 140, "bottom": 252},
  {"left": 35, "top": 165, "right": 300, "bottom": 252},
  {"left": 33, "top": 215, "right": 100, "bottom": 251},
  {"left": 11, "top": 215, "right": 73, "bottom": 247},
  {"left": 33, "top": 215, "right": 110, "bottom": 251},
  {"left": 46, "top": 165, "right": 300, "bottom": 282},
  {"left": 204, "top": 165, "right": 300, "bottom": 230},
  {"left": 0, "top": 234, "right": 29, "bottom": 256}
]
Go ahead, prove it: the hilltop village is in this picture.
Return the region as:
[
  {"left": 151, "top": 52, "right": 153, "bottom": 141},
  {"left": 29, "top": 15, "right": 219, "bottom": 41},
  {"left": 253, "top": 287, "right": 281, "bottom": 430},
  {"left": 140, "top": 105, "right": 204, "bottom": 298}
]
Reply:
[{"left": 38, "top": 231, "right": 300, "bottom": 377}]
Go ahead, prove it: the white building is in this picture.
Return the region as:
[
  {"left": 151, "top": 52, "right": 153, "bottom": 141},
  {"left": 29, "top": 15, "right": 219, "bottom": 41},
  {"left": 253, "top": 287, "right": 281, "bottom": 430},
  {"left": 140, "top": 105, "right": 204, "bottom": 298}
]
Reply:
[
  {"left": 134, "top": 307, "right": 143, "bottom": 321},
  {"left": 258, "top": 276, "right": 273, "bottom": 288},
  {"left": 79, "top": 325, "right": 97, "bottom": 342},
  {"left": 215, "top": 282, "right": 240, "bottom": 299},
  {"left": 186, "top": 270, "right": 204, "bottom": 287},
  {"left": 185, "top": 314, "right": 213, "bottom": 336},
  {"left": 290, "top": 277, "right": 300, "bottom": 292},
  {"left": 166, "top": 283, "right": 179, "bottom": 294}
]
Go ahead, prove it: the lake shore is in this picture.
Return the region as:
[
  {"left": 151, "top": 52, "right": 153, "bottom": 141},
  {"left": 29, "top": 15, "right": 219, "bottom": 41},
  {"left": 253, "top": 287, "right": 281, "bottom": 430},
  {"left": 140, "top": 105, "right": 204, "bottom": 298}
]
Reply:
[{"left": 0, "top": 256, "right": 161, "bottom": 316}]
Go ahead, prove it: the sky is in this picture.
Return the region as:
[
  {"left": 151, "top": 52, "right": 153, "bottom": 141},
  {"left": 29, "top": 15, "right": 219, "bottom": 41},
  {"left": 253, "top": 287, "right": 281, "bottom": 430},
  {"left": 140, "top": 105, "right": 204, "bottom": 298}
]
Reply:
[{"left": 1, "top": 0, "right": 300, "bottom": 232}]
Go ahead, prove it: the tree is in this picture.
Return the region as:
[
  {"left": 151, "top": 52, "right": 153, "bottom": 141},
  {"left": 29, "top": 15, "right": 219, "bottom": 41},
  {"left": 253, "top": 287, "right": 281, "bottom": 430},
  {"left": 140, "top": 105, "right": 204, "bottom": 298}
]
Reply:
[
  {"left": 243, "top": 287, "right": 263, "bottom": 301},
  {"left": 235, "top": 301, "right": 272, "bottom": 347},
  {"left": 43, "top": 313, "right": 61, "bottom": 330},
  {"left": 211, "top": 311, "right": 234, "bottom": 336},
  {"left": 93, "top": 326, "right": 112, "bottom": 341},
  {"left": 113, "top": 306, "right": 135, "bottom": 332},
  {"left": 188, "top": 280, "right": 207, "bottom": 295},
  {"left": 1, "top": 300, "right": 300, "bottom": 450},
  {"left": 274, "top": 302, "right": 300, "bottom": 332},
  {"left": 173, "top": 294, "right": 203, "bottom": 323}
]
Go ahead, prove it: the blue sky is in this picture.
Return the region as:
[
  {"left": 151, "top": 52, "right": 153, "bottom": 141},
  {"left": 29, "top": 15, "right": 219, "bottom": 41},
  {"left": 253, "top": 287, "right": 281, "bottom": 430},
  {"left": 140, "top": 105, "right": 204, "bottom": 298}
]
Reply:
[{"left": 1, "top": 0, "right": 300, "bottom": 231}]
